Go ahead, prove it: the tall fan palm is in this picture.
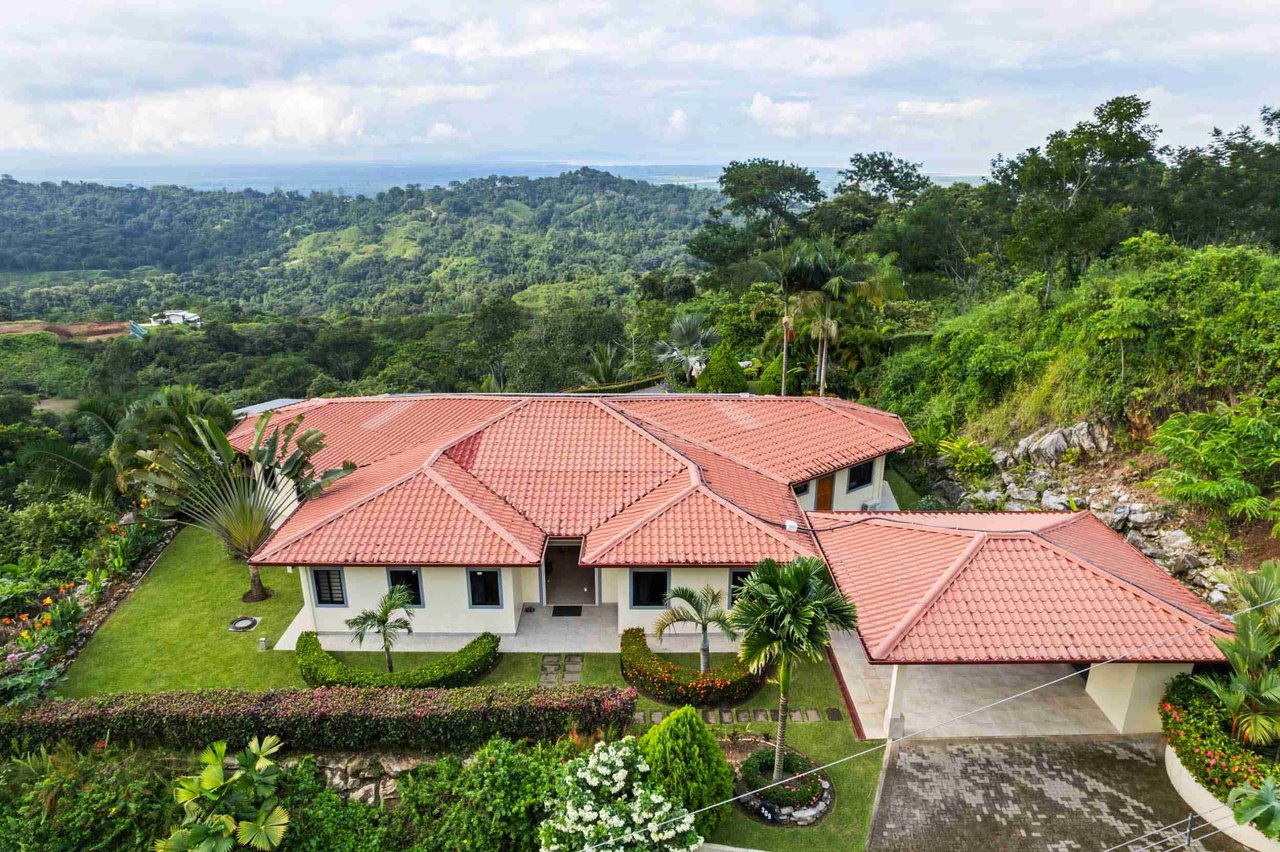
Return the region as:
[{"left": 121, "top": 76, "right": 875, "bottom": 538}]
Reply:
[
  {"left": 345, "top": 586, "right": 415, "bottom": 673},
  {"left": 730, "top": 557, "right": 858, "bottom": 783},
  {"left": 652, "top": 584, "right": 738, "bottom": 674},
  {"left": 135, "top": 413, "right": 354, "bottom": 602},
  {"left": 656, "top": 314, "right": 720, "bottom": 384}
]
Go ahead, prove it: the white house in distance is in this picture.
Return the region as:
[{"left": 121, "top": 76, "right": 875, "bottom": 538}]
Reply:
[
  {"left": 149, "top": 309, "right": 202, "bottom": 327},
  {"left": 229, "top": 392, "right": 1227, "bottom": 737}
]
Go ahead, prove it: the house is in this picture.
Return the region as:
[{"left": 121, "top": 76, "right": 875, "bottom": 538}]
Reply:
[
  {"left": 231, "top": 393, "right": 911, "bottom": 640},
  {"left": 232, "top": 392, "right": 1227, "bottom": 736},
  {"left": 149, "top": 309, "right": 203, "bottom": 327}
]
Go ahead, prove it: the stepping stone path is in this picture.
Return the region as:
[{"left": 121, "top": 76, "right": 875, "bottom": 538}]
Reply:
[
  {"left": 538, "top": 653, "right": 584, "bottom": 685},
  {"left": 661, "top": 706, "right": 845, "bottom": 727}
]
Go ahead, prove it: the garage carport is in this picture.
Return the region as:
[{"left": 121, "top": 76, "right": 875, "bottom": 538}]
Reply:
[{"left": 813, "top": 510, "right": 1228, "bottom": 739}]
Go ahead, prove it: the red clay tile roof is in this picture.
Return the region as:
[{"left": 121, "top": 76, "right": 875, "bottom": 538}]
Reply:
[
  {"left": 810, "top": 511, "right": 1228, "bottom": 664},
  {"left": 239, "top": 394, "right": 904, "bottom": 568}
]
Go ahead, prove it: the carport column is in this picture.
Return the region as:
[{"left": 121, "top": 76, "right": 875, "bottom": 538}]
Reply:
[
  {"left": 1085, "top": 663, "right": 1192, "bottom": 733},
  {"left": 884, "top": 664, "right": 908, "bottom": 739}
]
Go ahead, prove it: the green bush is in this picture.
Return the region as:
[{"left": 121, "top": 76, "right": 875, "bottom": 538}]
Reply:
[
  {"left": 696, "top": 341, "right": 748, "bottom": 393},
  {"left": 0, "top": 495, "right": 112, "bottom": 564},
  {"left": 640, "top": 705, "right": 734, "bottom": 836},
  {"left": 1160, "top": 674, "right": 1273, "bottom": 801},
  {"left": 740, "top": 747, "right": 823, "bottom": 809},
  {"left": 756, "top": 354, "right": 783, "bottom": 396},
  {"left": 294, "top": 631, "right": 499, "bottom": 689},
  {"left": 393, "top": 737, "right": 566, "bottom": 851},
  {"left": 619, "top": 628, "right": 764, "bottom": 707},
  {"left": 0, "top": 741, "right": 178, "bottom": 852},
  {"left": 0, "top": 685, "right": 637, "bottom": 754},
  {"left": 278, "top": 756, "right": 389, "bottom": 852}
]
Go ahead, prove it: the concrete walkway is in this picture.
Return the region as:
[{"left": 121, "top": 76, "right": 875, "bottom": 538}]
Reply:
[
  {"left": 869, "top": 736, "right": 1242, "bottom": 851},
  {"left": 275, "top": 603, "right": 739, "bottom": 654}
]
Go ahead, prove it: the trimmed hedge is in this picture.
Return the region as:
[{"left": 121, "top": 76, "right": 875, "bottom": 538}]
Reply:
[
  {"left": 295, "top": 631, "right": 499, "bottom": 688},
  {"left": 619, "top": 628, "right": 764, "bottom": 707},
  {"left": 1160, "top": 673, "right": 1272, "bottom": 801},
  {"left": 0, "top": 685, "right": 637, "bottom": 754}
]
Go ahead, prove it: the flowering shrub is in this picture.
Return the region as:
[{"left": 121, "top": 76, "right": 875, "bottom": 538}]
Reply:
[
  {"left": 740, "top": 747, "right": 823, "bottom": 808},
  {"left": 1161, "top": 674, "right": 1274, "bottom": 801},
  {"left": 537, "top": 737, "right": 701, "bottom": 852},
  {"left": 0, "top": 685, "right": 637, "bottom": 754},
  {"left": 619, "top": 627, "right": 763, "bottom": 707},
  {"left": 295, "top": 630, "right": 499, "bottom": 688}
]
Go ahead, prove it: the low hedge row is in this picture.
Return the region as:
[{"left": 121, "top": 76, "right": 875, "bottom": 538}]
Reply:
[
  {"left": 0, "top": 685, "right": 637, "bottom": 754},
  {"left": 295, "top": 631, "right": 499, "bottom": 688},
  {"left": 619, "top": 627, "right": 764, "bottom": 707},
  {"left": 1160, "top": 673, "right": 1273, "bottom": 801}
]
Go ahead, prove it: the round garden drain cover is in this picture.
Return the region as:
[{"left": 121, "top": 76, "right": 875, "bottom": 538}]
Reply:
[{"left": 228, "top": 616, "right": 259, "bottom": 632}]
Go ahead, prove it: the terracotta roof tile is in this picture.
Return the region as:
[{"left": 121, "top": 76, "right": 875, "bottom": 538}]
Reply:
[{"left": 811, "top": 511, "right": 1227, "bottom": 664}]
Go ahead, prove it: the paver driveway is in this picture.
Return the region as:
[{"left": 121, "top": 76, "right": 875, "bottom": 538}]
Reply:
[{"left": 869, "top": 736, "right": 1243, "bottom": 851}]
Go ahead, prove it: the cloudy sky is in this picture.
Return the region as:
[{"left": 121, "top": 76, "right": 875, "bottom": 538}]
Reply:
[{"left": 2, "top": 0, "right": 1276, "bottom": 172}]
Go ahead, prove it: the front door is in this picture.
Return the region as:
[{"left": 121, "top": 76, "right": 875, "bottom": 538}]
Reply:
[
  {"left": 816, "top": 474, "right": 835, "bottom": 511},
  {"left": 543, "top": 541, "right": 596, "bottom": 605}
]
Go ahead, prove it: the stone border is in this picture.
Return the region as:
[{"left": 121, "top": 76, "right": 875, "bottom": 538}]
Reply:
[
  {"left": 729, "top": 738, "right": 834, "bottom": 828},
  {"left": 1165, "top": 742, "right": 1280, "bottom": 851}
]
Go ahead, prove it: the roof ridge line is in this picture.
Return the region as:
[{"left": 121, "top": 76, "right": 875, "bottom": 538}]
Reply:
[
  {"left": 580, "top": 476, "right": 700, "bottom": 563},
  {"left": 1024, "top": 529, "right": 1225, "bottom": 631},
  {"left": 421, "top": 465, "right": 542, "bottom": 563},
  {"left": 252, "top": 451, "right": 435, "bottom": 562},
  {"left": 873, "top": 531, "right": 987, "bottom": 659},
  {"left": 592, "top": 398, "right": 699, "bottom": 480},
  {"left": 811, "top": 396, "right": 913, "bottom": 447},
  {"left": 609, "top": 404, "right": 790, "bottom": 484},
  {"left": 428, "top": 397, "right": 532, "bottom": 467},
  {"left": 696, "top": 484, "right": 815, "bottom": 557},
  {"left": 1033, "top": 510, "right": 1089, "bottom": 534}
]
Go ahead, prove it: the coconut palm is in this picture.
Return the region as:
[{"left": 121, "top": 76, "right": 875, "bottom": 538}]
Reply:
[
  {"left": 656, "top": 313, "right": 720, "bottom": 384},
  {"left": 730, "top": 557, "right": 858, "bottom": 783},
  {"left": 652, "top": 584, "right": 738, "bottom": 674},
  {"left": 345, "top": 585, "right": 415, "bottom": 673},
  {"left": 135, "top": 412, "right": 354, "bottom": 602}
]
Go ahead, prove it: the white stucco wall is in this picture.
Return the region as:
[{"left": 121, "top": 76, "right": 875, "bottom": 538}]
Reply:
[
  {"left": 304, "top": 565, "right": 523, "bottom": 635},
  {"left": 1085, "top": 662, "right": 1192, "bottom": 733},
  {"left": 615, "top": 566, "right": 751, "bottom": 633},
  {"left": 521, "top": 564, "right": 542, "bottom": 605},
  {"left": 792, "top": 456, "right": 886, "bottom": 512}
]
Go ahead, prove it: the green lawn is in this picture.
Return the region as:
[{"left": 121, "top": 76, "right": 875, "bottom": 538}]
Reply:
[
  {"left": 709, "top": 725, "right": 885, "bottom": 852},
  {"left": 885, "top": 463, "right": 923, "bottom": 510},
  {"left": 61, "top": 528, "right": 306, "bottom": 696}
]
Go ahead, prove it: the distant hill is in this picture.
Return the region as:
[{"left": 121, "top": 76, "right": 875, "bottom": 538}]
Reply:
[{"left": 0, "top": 168, "right": 715, "bottom": 319}]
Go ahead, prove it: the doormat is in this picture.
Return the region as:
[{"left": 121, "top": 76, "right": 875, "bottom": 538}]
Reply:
[{"left": 551, "top": 606, "right": 583, "bottom": 617}]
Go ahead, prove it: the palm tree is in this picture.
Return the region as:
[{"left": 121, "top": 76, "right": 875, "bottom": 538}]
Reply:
[
  {"left": 730, "top": 557, "right": 858, "bottom": 783},
  {"left": 346, "top": 585, "right": 415, "bottom": 673},
  {"left": 652, "top": 584, "right": 738, "bottom": 674},
  {"left": 1194, "top": 613, "right": 1280, "bottom": 745},
  {"left": 579, "top": 342, "right": 626, "bottom": 386},
  {"left": 135, "top": 412, "right": 354, "bottom": 602},
  {"left": 656, "top": 314, "right": 720, "bottom": 384}
]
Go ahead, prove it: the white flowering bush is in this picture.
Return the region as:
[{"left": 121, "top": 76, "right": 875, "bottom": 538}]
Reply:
[{"left": 538, "top": 737, "right": 702, "bottom": 851}]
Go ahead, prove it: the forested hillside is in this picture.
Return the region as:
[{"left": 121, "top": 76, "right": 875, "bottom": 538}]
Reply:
[{"left": 0, "top": 168, "right": 713, "bottom": 317}]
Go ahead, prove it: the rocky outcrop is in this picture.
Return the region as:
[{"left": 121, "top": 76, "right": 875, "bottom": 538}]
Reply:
[{"left": 281, "top": 751, "right": 431, "bottom": 807}]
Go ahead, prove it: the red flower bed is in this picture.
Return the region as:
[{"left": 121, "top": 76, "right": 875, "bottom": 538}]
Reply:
[{"left": 619, "top": 628, "right": 763, "bottom": 707}]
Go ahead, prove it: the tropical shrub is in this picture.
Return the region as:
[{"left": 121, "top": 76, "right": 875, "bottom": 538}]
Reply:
[
  {"left": 156, "top": 735, "right": 290, "bottom": 852},
  {"left": 696, "top": 341, "right": 748, "bottom": 393},
  {"left": 538, "top": 737, "right": 701, "bottom": 852},
  {"left": 619, "top": 628, "right": 763, "bottom": 706},
  {"left": 277, "top": 755, "right": 389, "bottom": 852},
  {"left": 1230, "top": 777, "right": 1280, "bottom": 840},
  {"left": 937, "top": 435, "right": 996, "bottom": 488},
  {"left": 0, "top": 495, "right": 112, "bottom": 563},
  {"left": 0, "top": 685, "right": 638, "bottom": 754},
  {"left": 740, "top": 747, "right": 823, "bottom": 809},
  {"left": 394, "top": 736, "right": 566, "bottom": 851},
  {"left": 295, "top": 631, "right": 500, "bottom": 688},
  {"left": 0, "top": 741, "right": 177, "bottom": 852},
  {"left": 1160, "top": 674, "right": 1271, "bottom": 801},
  {"left": 639, "top": 706, "right": 734, "bottom": 836},
  {"left": 756, "top": 354, "right": 783, "bottom": 396}
]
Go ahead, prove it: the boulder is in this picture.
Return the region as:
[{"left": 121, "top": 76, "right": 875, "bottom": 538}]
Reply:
[
  {"left": 1007, "top": 485, "right": 1039, "bottom": 503},
  {"left": 1041, "top": 491, "right": 1071, "bottom": 510},
  {"left": 1107, "top": 504, "right": 1131, "bottom": 530},
  {"left": 1004, "top": 500, "right": 1033, "bottom": 511},
  {"left": 1127, "top": 507, "right": 1162, "bottom": 528},
  {"left": 1159, "top": 529, "right": 1196, "bottom": 553},
  {"left": 379, "top": 754, "right": 427, "bottom": 776},
  {"left": 1167, "top": 552, "right": 1203, "bottom": 577},
  {"left": 992, "top": 449, "right": 1011, "bottom": 469},
  {"left": 1090, "top": 422, "right": 1113, "bottom": 454},
  {"left": 1030, "top": 430, "right": 1069, "bottom": 464},
  {"left": 935, "top": 480, "right": 965, "bottom": 505},
  {"left": 966, "top": 489, "right": 1004, "bottom": 507},
  {"left": 1063, "top": 421, "right": 1097, "bottom": 454},
  {"left": 1012, "top": 433, "right": 1040, "bottom": 463},
  {"left": 351, "top": 783, "right": 379, "bottom": 806}
]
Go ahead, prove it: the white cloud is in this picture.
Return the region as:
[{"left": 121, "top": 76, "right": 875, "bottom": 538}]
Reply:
[
  {"left": 746, "top": 92, "right": 814, "bottom": 138},
  {"left": 896, "top": 99, "right": 991, "bottom": 118},
  {"left": 665, "top": 108, "right": 688, "bottom": 139},
  {"left": 423, "top": 121, "right": 467, "bottom": 142}
]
